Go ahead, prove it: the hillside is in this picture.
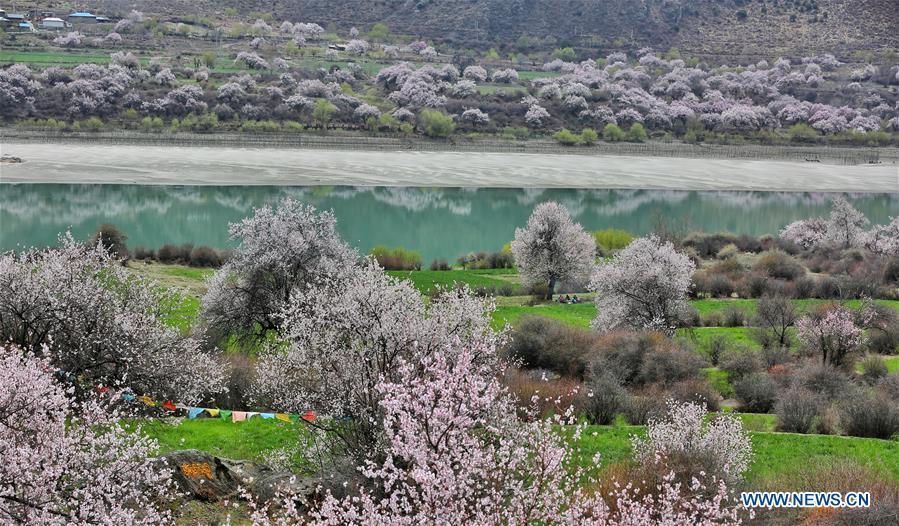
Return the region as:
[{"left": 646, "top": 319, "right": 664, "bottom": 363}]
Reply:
[{"left": 89, "top": 0, "right": 899, "bottom": 60}]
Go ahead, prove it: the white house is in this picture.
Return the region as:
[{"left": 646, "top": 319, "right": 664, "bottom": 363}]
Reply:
[{"left": 40, "top": 17, "right": 66, "bottom": 29}]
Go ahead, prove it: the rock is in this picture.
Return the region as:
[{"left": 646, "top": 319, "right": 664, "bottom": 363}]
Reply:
[
  {"left": 0, "top": 155, "right": 23, "bottom": 164},
  {"left": 160, "top": 450, "right": 260, "bottom": 502},
  {"left": 158, "top": 450, "right": 360, "bottom": 508}
]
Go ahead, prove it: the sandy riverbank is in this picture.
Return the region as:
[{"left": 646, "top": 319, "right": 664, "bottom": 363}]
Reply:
[{"left": 1, "top": 142, "right": 896, "bottom": 191}]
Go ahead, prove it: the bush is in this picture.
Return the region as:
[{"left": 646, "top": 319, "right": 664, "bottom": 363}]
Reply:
[
  {"left": 858, "top": 354, "right": 889, "bottom": 383},
  {"left": 705, "top": 334, "right": 728, "bottom": 365},
  {"left": 722, "top": 307, "right": 746, "bottom": 327},
  {"left": 418, "top": 109, "right": 455, "bottom": 138},
  {"left": 582, "top": 372, "right": 627, "bottom": 424},
  {"left": 370, "top": 245, "right": 422, "bottom": 270},
  {"left": 580, "top": 127, "right": 598, "bottom": 145},
  {"left": 156, "top": 244, "right": 180, "bottom": 263},
  {"left": 701, "top": 311, "right": 723, "bottom": 327},
  {"left": 502, "top": 126, "right": 529, "bottom": 140},
  {"left": 760, "top": 345, "right": 792, "bottom": 368},
  {"left": 590, "top": 331, "right": 663, "bottom": 386},
  {"left": 741, "top": 273, "right": 769, "bottom": 298},
  {"left": 716, "top": 243, "right": 739, "bottom": 260},
  {"left": 754, "top": 250, "right": 805, "bottom": 280},
  {"left": 627, "top": 122, "right": 648, "bottom": 142},
  {"left": 815, "top": 276, "right": 841, "bottom": 299},
  {"left": 132, "top": 246, "right": 155, "bottom": 260},
  {"left": 503, "top": 368, "right": 581, "bottom": 418},
  {"left": 506, "top": 316, "right": 596, "bottom": 378},
  {"left": 668, "top": 379, "right": 720, "bottom": 411},
  {"left": 593, "top": 228, "right": 633, "bottom": 252},
  {"left": 188, "top": 245, "right": 222, "bottom": 267},
  {"left": 90, "top": 224, "right": 129, "bottom": 260},
  {"left": 639, "top": 343, "right": 705, "bottom": 386},
  {"left": 602, "top": 123, "right": 625, "bottom": 142},
  {"left": 775, "top": 387, "right": 822, "bottom": 433},
  {"left": 735, "top": 372, "right": 779, "bottom": 413},
  {"left": 624, "top": 393, "right": 665, "bottom": 425},
  {"left": 719, "top": 348, "right": 764, "bottom": 381},
  {"left": 428, "top": 259, "right": 451, "bottom": 271},
  {"left": 707, "top": 275, "right": 736, "bottom": 298},
  {"left": 840, "top": 392, "right": 899, "bottom": 439},
  {"left": 793, "top": 362, "right": 852, "bottom": 399},
  {"left": 794, "top": 276, "right": 816, "bottom": 298},
  {"left": 552, "top": 128, "right": 581, "bottom": 145},
  {"left": 884, "top": 258, "right": 899, "bottom": 285}
]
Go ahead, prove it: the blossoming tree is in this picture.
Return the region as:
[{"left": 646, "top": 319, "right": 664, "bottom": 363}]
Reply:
[
  {"left": 511, "top": 202, "right": 596, "bottom": 299},
  {"left": 591, "top": 235, "right": 695, "bottom": 335}
]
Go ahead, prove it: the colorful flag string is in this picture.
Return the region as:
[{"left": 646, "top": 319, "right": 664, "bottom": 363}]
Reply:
[{"left": 120, "top": 389, "right": 317, "bottom": 423}]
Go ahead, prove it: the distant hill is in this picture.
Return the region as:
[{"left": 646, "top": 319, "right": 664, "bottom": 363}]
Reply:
[{"left": 95, "top": 0, "right": 898, "bottom": 61}]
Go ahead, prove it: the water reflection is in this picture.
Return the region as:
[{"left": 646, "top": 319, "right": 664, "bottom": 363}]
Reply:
[{"left": 1, "top": 185, "right": 896, "bottom": 263}]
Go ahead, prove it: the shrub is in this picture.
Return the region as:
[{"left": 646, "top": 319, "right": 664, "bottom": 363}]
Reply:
[
  {"left": 502, "top": 368, "right": 581, "bottom": 418},
  {"left": 716, "top": 243, "right": 739, "bottom": 260},
  {"left": 602, "top": 122, "right": 625, "bottom": 141},
  {"left": 90, "top": 223, "right": 129, "bottom": 260},
  {"left": 552, "top": 128, "right": 581, "bottom": 145},
  {"left": 580, "top": 127, "right": 598, "bottom": 145},
  {"left": 741, "top": 273, "right": 769, "bottom": 298},
  {"left": 132, "top": 246, "right": 155, "bottom": 260},
  {"left": 701, "top": 311, "right": 723, "bottom": 328},
  {"left": 188, "top": 245, "right": 222, "bottom": 267},
  {"left": 705, "top": 334, "right": 728, "bottom": 365},
  {"left": 370, "top": 245, "right": 422, "bottom": 270},
  {"left": 815, "top": 276, "right": 841, "bottom": 299},
  {"left": 840, "top": 391, "right": 899, "bottom": 439},
  {"left": 760, "top": 345, "right": 792, "bottom": 368},
  {"left": 734, "top": 372, "right": 779, "bottom": 413},
  {"left": 156, "top": 243, "right": 180, "bottom": 263},
  {"left": 593, "top": 228, "right": 633, "bottom": 252},
  {"left": 639, "top": 343, "right": 705, "bottom": 386},
  {"left": 624, "top": 393, "right": 665, "bottom": 425},
  {"left": 884, "top": 258, "right": 899, "bottom": 284},
  {"left": 754, "top": 250, "right": 805, "bottom": 280},
  {"left": 719, "top": 348, "right": 764, "bottom": 381},
  {"left": 418, "top": 109, "right": 455, "bottom": 138},
  {"left": 794, "top": 276, "right": 816, "bottom": 298},
  {"left": 858, "top": 354, "right": 889, "bottom": 383},
  {"left": 722, "top": 307, "right": 746, "bottom": 327},
  {"left": 708, "top": 274, "right": 736, "bottom": 298},
  {"left": 775, "top": 387, "right": 821, "bottom": 433},
  {"left": 793, "top": 361, "right": 852, "bottom": 399},
  {"left": 428, "top": 259, "right": 451, "bottom": 271},
  {"left": 669, "top": 378, "right": 721, "bottom": 411},
  {"left": 627, "top": 122, "right": 648, "bottom": 142},
  {"left": 506, "top": 316, "right": 595, "bottom": 378},
  {"left": 582, "top": 372, "right": 627, "bottom": 424}
]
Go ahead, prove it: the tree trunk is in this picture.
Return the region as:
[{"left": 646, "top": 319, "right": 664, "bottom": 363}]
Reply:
[{"left": 546, "top": 276, "right": 556, "bottom": 300}]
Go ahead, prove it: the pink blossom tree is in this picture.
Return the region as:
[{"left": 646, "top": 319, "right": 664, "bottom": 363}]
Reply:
[
  {"left": 345, "top": 39, "right": 370, "bottom": 56},
  {"left": 460, "top": 107, "right": 490, "bottom": 125},
  {"left": 462, "top": 65, "right": 488, "bottom": 82},
  {"left": 524, "top": 104, "right": 551, "bottom": 127},
  {"left": 867, "top": 217, "right": 899, "bottom": 256},
  {"left": 0, "top": 235, "right": 222, "bottom": 403},
  {"left": 797, "top": 305, "right": 866, "bottom": 367},
  {"left": 0, "top": 346, "right": 172, "bottom": 524},
  {"left": 200, "top": 199, "right": 357, "bottom": 342},
  {"left": 590, "top": 235, "right": 695, "bottom": 335},
  {"left": 235, "top": 51, "right": 270, "bottom": 70},
  {"left": 511, "top": 202, "right": 596, "bottom": 299}
]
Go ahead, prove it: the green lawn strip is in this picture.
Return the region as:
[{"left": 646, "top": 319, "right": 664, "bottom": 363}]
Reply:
[
  {"left": 676, "top": 326, "right": 762, "bottom": 350},
  {"left": 572, "top": 426, "right": 899, "bottom": 484},
  {"left": 0, "top": 51, "right": 118, "bottom": 65},
  {"left": 143, "top": 418, "right": 300, "bottom": 462},
  {"left": 139, "top": 418, "right": 899, "bottom": 484},
  {"left": 387, "top": 269, "right": 521, "bottom": 294},
  {"left": 692, "top": 298, "right": 899, "bottom": 318},
  {"left": 492, "top": 303, "right": 596, "bottom": 330}
]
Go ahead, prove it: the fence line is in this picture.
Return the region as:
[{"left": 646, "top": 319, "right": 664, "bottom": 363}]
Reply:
[{"left": 3, "top": 129, "right": 896, "bottom": 165}]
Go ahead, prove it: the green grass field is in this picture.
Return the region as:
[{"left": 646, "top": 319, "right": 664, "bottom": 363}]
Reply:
[
  {"left": 144, "top": 418, "right": 899, "bottom": 484},
  {"left": 386, "top": 268, "right": 521, "bottom": 294}
]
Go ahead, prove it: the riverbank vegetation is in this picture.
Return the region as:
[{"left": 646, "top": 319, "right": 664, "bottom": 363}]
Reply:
[
  {"left": 2, "top": 194, "right": 897, "bottom": 524},
  {"left": 3, "top": 9, "right": 899, "bottom": 150}
]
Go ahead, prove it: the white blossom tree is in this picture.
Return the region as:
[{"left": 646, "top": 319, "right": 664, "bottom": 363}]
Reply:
[
  {"left": 591, "top": 235, "right": 695, "bottom": 335},
  {"left": 0, "top": 235, "right": 222, "bottom": 403},
  {"left": 825, "top": 196, "right": 870, "bottom": 249},
  {"left": 252, "top": 260, "right": 500, "bottom": 457},
  {"left": 511, "top": 202, "right": 596, "bottom": 299},
  {"left": 200, "top": 199, "right": 357, "bottom": 342}
]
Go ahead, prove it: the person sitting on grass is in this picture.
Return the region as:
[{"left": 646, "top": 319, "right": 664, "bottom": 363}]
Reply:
[
  {"left": 557, "top": 295, "right": 567, "bottom": 304},
  {"left": 564, "top": 294, "right": 572, "bottom": 303},
  {"left": 572, "top": 295, "right": 580, "bottom": 304}
]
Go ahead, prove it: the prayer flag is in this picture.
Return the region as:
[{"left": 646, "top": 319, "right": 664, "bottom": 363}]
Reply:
[
  {"left": 138, "top": 395, "right": 155, "bottom": 407},
  {"left": 188, "top": 408, "right": 204, "bottom": 419},
  {"left": 206, "top": 408, "right": 220, "bottom": 417},
  {"left": 275, "top": 413, "right": 290, "bottom": 422},
  {"left": 260, "top": 413, "right": 275, "bottom": 419},
  {"left": 219, "top": 410, "right": 232, "bottom": 421},
  {"left": 232, "top": 411, "right": 247, "bottom": 422},
  {"left": 162, "top": 400, "right": 177, "bottom": 411},
  {"left": 302, "top": 410, "right": 316, "bottom": 421}
]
